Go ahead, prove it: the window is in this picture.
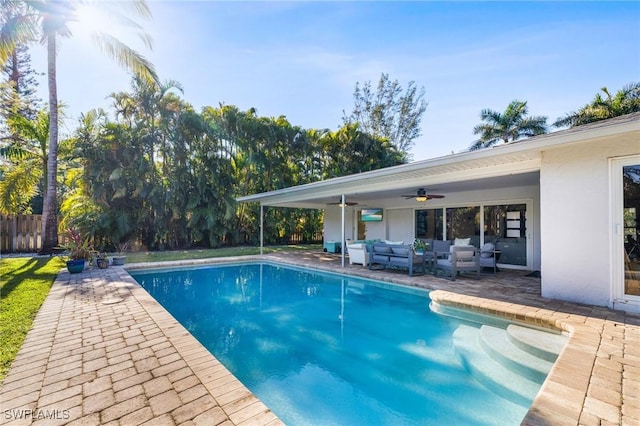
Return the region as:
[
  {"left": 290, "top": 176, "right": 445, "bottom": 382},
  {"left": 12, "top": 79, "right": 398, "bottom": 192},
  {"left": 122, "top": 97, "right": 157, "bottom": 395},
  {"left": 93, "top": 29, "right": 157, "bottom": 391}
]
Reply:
[
  {"left": 446, "top": 206, "right": 480, "bottom": 245},
  {"left": 415, "top": 209, "right": 443, "bottom": 239}
]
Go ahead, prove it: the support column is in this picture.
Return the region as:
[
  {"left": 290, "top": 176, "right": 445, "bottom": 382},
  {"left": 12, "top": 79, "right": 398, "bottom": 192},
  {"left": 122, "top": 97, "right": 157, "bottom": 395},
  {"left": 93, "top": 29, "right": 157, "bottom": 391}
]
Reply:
[
  {"left": 260, "top": 204, "right": 264, "bottom": 256},
  {"left": 341, "top": 194, "right": 345, "bottom": 267}
]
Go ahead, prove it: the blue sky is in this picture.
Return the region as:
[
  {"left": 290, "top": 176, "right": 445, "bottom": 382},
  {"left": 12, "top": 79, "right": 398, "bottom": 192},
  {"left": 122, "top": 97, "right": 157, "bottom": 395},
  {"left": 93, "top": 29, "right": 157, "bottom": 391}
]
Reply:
[{"left": 30, "top": 1, "right": 640, "bottom": 160}]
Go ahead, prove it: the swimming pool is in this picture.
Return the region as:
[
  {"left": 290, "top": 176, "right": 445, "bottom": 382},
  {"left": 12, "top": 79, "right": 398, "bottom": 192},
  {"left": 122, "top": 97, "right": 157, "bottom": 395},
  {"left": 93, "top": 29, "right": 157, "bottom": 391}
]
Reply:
[{"left": 131, "top": 262, "right": 554, "bottom": 425}]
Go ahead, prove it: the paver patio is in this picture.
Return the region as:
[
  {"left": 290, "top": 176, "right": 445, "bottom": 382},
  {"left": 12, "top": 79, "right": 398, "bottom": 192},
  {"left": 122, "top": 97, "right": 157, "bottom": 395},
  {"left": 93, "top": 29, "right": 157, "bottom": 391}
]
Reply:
[{"left": 1, "top": 251, "right": 639, "bottom": 425}]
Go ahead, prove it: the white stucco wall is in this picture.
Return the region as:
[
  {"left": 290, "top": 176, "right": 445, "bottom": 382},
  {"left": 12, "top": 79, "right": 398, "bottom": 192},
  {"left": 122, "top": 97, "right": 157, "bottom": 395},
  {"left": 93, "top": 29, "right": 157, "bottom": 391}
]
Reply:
[
  {"left": 540, "top": 137, "right": 639, "bottom": 307},
  {"left": 362, "top": 220, "right": 386, "bottom": 241},
  {"left": 385, "top": 209, "right": 414, "bottom": 243},
  {"left": 324, "top": 206, "right": 356, "bottom": 242}
]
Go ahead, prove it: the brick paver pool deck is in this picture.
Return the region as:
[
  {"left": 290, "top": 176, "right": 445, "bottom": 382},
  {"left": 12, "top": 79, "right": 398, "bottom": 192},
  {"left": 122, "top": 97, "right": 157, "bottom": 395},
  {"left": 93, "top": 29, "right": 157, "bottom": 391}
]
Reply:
[{"left": 1, "top": 251, "right": 639, "bottom": 425}]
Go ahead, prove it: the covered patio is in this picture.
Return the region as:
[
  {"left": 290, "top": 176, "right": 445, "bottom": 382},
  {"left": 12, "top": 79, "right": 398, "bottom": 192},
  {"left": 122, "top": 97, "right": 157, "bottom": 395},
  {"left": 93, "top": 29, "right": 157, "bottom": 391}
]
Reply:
[{"left": 238, "top": 113, "right": 640, "bottom": 313}]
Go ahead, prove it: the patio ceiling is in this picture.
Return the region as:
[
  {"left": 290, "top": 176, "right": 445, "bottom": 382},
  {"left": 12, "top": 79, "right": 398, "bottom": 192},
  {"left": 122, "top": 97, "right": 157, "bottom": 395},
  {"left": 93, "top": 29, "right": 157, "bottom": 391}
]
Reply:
[
  {"left": 238, "top": 151, "right": 541, "bottom": 209},
  {"left": 237, "top": 112, "right": 640, "bottom": 209}
]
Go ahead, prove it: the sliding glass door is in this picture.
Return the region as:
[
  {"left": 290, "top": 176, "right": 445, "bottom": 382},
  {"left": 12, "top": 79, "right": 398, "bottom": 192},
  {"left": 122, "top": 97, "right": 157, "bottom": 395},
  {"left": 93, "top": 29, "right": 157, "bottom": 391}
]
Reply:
[
  {"left": 622, "top": 162, "right": 640, "bottom": 297},
  {"left": 415, "top": 209, "right": 444, "bottom": 240},
  {"left": 446, "top": 206, "right": 480, "bottom": 246},
  {"left": 484, "top": 204, "right": 527, "bottom": 266},
  {"left": 612, "top": 157, "right": 640, "bottom": 304},
  {"left": 415, "top": 203, "right": 529, "bottom": 268}
]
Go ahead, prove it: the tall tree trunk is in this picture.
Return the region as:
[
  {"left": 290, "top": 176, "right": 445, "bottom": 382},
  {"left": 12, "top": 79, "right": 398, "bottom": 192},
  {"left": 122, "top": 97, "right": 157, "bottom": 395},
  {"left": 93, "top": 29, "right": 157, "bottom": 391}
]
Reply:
[{"left": 40, "top": 34, "right": 58, "bottom": 254}]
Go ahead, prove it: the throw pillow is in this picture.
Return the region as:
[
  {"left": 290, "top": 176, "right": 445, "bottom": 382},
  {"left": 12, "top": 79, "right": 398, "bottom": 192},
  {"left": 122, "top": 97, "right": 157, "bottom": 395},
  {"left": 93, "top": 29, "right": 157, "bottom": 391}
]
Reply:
[
  {"left": 454, "top": 238, "right": 471, "bottom": 246},
  {"left": 480, "top": 242, "right": 495, "bottom": 258},
  {"left": 391, "top": 247, "right": 409, "bottom": 256}
]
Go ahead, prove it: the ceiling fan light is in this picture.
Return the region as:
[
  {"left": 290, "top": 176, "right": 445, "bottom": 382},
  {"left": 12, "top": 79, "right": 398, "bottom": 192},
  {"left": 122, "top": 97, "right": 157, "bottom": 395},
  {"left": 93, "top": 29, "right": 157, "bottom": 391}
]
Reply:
[
  {"left": 334, "top": 198, "right": 358, "bottom": 207},
  {"left": 415, "top": 196, "right": 428, "bottom": 202}
]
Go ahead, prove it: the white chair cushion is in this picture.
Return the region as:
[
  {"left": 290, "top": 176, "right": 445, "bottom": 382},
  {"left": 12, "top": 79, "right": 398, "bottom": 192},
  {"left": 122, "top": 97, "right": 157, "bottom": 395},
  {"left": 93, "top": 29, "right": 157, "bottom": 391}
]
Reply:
[{"left": 448, "top": 245, "right": 474, "bottom": 261}]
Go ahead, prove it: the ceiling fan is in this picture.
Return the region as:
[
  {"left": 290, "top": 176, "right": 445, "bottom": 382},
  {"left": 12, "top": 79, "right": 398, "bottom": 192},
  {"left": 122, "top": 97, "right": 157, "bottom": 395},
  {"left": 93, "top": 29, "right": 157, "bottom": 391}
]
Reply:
[
  {"left": 401, "top": 188, "right": 445, "bottom": 202},
  {"left": 327, "top": 198, "right": 358, "bottom": 206}
]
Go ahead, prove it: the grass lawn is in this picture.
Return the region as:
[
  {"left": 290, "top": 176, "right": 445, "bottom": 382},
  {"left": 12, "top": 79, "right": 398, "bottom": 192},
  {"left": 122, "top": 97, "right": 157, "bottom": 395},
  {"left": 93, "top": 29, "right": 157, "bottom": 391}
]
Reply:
[
  {"left": 0, "top": 244, "right": 321, "bottom": 382},
  {"left": 0, "top": 257, "right": 65, "bottom": 382},
  {"left": 123, "top": 243, "right": 322, "bottom": 263}
]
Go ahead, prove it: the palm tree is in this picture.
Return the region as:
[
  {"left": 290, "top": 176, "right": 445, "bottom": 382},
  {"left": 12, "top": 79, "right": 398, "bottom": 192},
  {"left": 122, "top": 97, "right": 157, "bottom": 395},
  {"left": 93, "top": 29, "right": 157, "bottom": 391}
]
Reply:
[
  {"left": 0, "top": 0, "right": 158, "bottom": 253},
  {"left": 0, "top": 108, "right": 50, "bottom": 213},
  {"left": 553, "top": 82, "right": 640, "bottom": 128},
  {"left": 469, "top": 100, "right": 548, "bottom": 150}
]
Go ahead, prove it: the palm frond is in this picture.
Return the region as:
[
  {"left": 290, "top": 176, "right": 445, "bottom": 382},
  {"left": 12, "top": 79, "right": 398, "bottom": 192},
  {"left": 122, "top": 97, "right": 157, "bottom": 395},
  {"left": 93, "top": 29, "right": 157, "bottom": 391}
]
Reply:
[
  {"left": 468, "top": 139, "right": 488, "bottom": 151},
  {"left": 0, "top": 14, "right": 39, "bottom": 64},
  {"left": 0, "top": 159, "right": 41, "bottom": 213},
  {"left": 91, "top": 32, "right": 159, "bottom": 85}
]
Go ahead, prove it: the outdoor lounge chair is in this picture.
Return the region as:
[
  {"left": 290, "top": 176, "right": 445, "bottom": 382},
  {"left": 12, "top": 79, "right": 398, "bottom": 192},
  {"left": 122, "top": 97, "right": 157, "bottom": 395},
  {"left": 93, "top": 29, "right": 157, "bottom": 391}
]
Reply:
[
  {"left": 424, "top": 239, "right": 452, "bottom": 271},
  {"left": 346, "top": 241, "right": 369, "bottom": 266},
  {"left": 434, "top": 245, "right": 480, "bottom": 281}
]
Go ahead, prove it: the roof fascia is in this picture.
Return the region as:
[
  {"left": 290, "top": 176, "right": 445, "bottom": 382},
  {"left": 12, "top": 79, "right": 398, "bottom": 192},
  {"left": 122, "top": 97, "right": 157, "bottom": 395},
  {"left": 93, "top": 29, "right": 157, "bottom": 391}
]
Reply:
[{"left": 237, "top": 113, "right": 640, "bottom": 205}]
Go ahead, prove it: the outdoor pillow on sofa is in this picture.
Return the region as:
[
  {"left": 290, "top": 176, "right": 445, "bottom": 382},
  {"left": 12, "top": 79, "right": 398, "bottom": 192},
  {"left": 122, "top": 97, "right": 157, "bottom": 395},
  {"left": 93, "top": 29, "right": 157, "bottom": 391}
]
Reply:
[
  {"left": 454, "top": 237, "right": 471, "bottom": 246},
  {"left": 480, "top": 242, "right": 495, "bottom": 258},
  {"left": 375, "top": 246, "right": 393, "bottom": 253},
  {"left": 384, "top": 240, "right": 403, "bottom": 245},
  {"left": 391, "top": 247, "right": 410, "bottom": 256}
]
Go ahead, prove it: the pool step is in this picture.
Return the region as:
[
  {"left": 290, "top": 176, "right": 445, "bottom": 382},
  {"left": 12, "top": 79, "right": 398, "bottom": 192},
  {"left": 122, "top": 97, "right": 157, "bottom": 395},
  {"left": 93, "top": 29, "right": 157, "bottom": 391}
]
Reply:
[
  {"left": 506, "top": 324, "right": 567, "bottom": 362},
  {"left": 479, "top": 325, "right": 555, "bottom": 383},
  {"left": 452, "top": 324, "right": 565, "bottom": 407}
]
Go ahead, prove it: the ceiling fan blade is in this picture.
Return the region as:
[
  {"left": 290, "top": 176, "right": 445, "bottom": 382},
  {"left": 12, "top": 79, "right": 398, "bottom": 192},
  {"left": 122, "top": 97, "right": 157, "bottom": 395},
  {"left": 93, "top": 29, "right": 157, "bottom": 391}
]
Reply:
[
  {"left": 327, "top": 200, "right": 358, "bottom": 206},
  {"left": 400, "top": 189, "right": 446, "bottom": 200}
]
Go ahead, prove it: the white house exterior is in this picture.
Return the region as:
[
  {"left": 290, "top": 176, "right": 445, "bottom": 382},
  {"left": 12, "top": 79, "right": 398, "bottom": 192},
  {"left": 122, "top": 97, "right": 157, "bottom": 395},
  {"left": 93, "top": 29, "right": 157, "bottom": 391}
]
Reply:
[{"left": 237, "top": 113, "right": 640, "bottom": 313}]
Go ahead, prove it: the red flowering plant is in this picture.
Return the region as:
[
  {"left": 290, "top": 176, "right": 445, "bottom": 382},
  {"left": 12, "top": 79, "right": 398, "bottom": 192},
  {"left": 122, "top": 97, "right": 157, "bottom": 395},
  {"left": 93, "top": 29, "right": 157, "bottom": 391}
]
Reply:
[{"left": 62, "top": 228, "right": 93, "bottom": 261}]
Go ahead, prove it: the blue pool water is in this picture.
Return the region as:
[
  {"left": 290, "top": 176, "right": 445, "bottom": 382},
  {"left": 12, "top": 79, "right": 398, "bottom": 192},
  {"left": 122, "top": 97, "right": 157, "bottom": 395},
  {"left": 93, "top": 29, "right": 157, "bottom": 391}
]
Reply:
[{"left": 131, "top": 262, "right": 530, "bottom": 425}]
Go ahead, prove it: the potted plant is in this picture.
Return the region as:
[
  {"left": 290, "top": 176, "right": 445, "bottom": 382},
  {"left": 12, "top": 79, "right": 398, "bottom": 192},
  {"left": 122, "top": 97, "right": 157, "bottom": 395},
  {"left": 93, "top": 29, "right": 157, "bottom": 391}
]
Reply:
[
  {"left": 112, "top": 241, "right": 130, "bottom": 266},
  {"left": 62, "top": 228, "right": 92, "bottom": 274},
  {"left": 413, "top": 238, "right": 429, "bottom": 254}
]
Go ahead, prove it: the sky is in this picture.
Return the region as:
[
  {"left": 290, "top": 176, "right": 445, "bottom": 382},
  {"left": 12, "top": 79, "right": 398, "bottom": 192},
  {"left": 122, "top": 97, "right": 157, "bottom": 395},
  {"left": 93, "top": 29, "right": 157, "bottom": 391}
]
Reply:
[{"left": 29, "top": 1, "right": 640, "bottom": 161}]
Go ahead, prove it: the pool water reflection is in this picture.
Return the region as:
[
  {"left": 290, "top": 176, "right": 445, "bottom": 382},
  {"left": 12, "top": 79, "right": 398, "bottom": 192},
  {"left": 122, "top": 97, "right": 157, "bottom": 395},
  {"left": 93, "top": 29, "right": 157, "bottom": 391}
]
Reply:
[{"left": 131, "top": 262, "right": 531, "bottom": 425}]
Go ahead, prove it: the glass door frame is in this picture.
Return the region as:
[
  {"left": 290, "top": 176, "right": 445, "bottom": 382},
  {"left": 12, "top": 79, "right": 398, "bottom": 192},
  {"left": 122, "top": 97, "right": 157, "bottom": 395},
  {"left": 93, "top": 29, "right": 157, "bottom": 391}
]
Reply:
[
  {"left": 414, "top": 198, "right": 534, "bottom": 270},
  {"left": 610, "top": 155, "right": 640, "bottom": 305}
]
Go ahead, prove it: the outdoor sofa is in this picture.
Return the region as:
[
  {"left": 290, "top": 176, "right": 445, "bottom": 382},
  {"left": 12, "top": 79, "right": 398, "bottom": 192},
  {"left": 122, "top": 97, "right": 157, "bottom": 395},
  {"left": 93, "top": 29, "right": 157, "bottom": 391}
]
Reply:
[
  {"left": 368, "top": 242, "right": 425, "bottom": 276},
  {"left": 346, "top": 239, "right": 399, "bottom": 266}
]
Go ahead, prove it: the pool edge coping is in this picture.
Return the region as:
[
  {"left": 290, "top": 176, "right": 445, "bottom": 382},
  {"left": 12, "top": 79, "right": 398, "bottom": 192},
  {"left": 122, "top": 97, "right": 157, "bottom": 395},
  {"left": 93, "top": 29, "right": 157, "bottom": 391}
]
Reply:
[{"left": 118, "top": 262, "right": 284, "bottom": 425}]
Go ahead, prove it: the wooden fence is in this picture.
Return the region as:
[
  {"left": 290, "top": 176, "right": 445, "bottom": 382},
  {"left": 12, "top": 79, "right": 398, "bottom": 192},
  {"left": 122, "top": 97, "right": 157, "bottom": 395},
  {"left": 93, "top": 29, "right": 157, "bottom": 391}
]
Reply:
[
  {"left": 282, "top": 230, "right": 324, "bottom": 244},
  {"left": 0, "top": 215, "right": 47, "bottom": 253}
]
